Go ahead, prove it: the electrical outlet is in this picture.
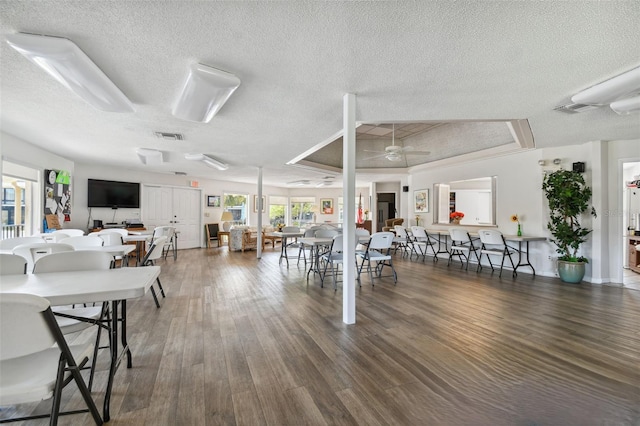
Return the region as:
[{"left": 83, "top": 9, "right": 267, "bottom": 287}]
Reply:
[{"left": 547, "top": 255, "right": 552, "bottom": 260}]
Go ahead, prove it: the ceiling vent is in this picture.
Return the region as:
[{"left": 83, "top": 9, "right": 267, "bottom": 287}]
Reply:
[
  {"left": 154, "top": 131, "right": 184, "bottom": 140},
  {"left": 174, "top": 171, "right": 187, "bottom": 176},
  {"left": 553, "top": 103, "right": 600, "bottom": 114}
]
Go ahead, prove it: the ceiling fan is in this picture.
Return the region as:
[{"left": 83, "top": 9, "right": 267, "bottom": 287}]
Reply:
[{"left": 363, "top": 124, "right": 430, "bottom": 162}]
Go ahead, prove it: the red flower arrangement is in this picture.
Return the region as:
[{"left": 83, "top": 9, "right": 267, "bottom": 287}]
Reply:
[{"left": 450, "top": 211, "right": 464, "bottom": 220}]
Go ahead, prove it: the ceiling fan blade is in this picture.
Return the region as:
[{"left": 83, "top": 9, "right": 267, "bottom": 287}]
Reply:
[
  {"left": 404, "top": 150, "right": 431, "bottom": 155},
  {"left": 363, "top": 149, "right": 385, "bottom": 154},
  {"left": 360, "top": 153, "right": 389, "bottom": 161}
]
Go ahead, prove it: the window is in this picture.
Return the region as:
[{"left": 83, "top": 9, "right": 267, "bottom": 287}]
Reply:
[
  {"left": 338, "top": 196, "right": 363, "bottom": 223},
  {"left": 269, "top": 195, "right": 287, "bottom": 227},
  {"left": 290, "top": 196, "right": 314, "bottom": 227},
  {"left": 2, "top": 174, "right": 34, "bottom": 238},
  {"left": 223, "top": 192, "right": 248, "bottom": 225}
]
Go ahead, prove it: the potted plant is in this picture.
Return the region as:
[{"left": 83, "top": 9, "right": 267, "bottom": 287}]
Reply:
[{"left": 542, "top": 169, "right": 597, "bottom": 283}]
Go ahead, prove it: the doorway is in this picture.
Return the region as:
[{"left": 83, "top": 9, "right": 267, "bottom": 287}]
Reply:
[
  {"left": 142, "top": 185, "right": 202, "bottom": 249},
  {"left": 376, "top": 192, "right": 396, "bottom": 230},
  {"left": 623, "top": 161, "right": 640, "bottom": 289}
]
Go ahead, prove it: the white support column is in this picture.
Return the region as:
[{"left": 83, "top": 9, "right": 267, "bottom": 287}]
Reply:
[
  {"left": 343, "top": 93, "right": 356, "bottom": 324},
  {"left": 257, "top": 167, "right": 263, "bottom": 259}
]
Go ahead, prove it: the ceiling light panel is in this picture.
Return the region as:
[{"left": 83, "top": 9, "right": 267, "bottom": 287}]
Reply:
[
  {"left": 571, "top": 66, "right": 640, "bottom": 105},
  {"left": 136, "top": 148, "right": 163, "bottom": 165},
  {"left": 184, "top": 153, "right": 228, "bottom": 170},
  {"left": 172, "top": 64, "right": 241, "bottom": 123},
  {"left": 6, "top": 33, "right": 134, "bottom": 113}
]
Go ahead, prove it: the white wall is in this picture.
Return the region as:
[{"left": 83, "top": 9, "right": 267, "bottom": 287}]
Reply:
[
  {"left": 1, "top": 132, "right": 74, "bottom": 233},
  {"left": 288, "top": 186, "right": 371, "bottom": 224},
  {"left": 5, "top": 130, "right": 638, "bottom": 283},
  {"left": 409, "top": 144, "right": 601, "bottom": 280},
  {"left": 73, "top": 163, "right": 288, "bottom": 233}
]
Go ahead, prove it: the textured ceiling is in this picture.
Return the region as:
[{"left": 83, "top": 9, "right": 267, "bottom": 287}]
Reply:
[
  {"left": 1, "top": 2, "right": 639, "bottom": 187},
  {"left": 302, "top": 121, "right": 520, "bottom": 169}
]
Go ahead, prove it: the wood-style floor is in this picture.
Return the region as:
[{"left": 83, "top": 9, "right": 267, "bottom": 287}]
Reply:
[{"left": 3, "top": 246, "right": 640, "bottom": 425}]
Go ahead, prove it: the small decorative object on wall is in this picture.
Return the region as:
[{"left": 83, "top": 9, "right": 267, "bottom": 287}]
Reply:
[
  {"left": 207, "top": 195, "right": 221, "bottom": 207},
  {"left": 321, "top": 198, "right": 333, "bottom": 214},
  {"left": 253, "top": 195, "right": 266, "bottom": 213},
  {"left": 44, "top": 169, "right": 72, "bottom": 223},
  {"left": 414, "top": 189, "right": 429, "bottom": 213}
]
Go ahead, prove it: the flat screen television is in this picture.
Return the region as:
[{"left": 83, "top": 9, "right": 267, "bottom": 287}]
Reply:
[{"left": 87, "top": 179, "right": 140, "bottom": 208}]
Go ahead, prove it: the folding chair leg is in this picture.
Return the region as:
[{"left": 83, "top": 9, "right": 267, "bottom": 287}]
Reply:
[
  {"left": 150, "top": 287, "right": 160, "bottom": 308},
  {"left": 156, "top": 277, "right": 166, "bottom": 298}
]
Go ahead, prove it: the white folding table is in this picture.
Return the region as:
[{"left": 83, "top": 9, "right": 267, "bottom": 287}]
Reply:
[
  {"left": 269, "top": 231, "right": 304, "bottom": 267},
  {"left": 0, "top": 266, "right": 160, "bottom": 422}
]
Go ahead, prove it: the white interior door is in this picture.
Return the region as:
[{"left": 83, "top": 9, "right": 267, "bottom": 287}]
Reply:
[
  {"left": 171, "top": 188, "right": 201, "bottom": 249},
  {"left": 142, "top": 185, "right": 202, "bottom": 249},
  {"left": 142, "top": 185, "right": 172, "bottom": 228}
]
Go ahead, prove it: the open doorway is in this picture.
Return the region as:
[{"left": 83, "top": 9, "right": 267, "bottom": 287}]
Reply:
[
  {"left": 376, "top": 192, "right": 396, "bottom": 231},
  {"left": 623, "top": 161, "right": 640, "bottom": 289}
]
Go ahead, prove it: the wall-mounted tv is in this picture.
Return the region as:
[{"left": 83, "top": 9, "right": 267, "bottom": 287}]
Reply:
[{"left": 87, "top": 179, "right": 140, "bottom": 208}]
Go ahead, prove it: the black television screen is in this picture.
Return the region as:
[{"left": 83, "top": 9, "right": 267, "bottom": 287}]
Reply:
[{"left": 87, "top": 179, "right": 140, "bottom": 208}]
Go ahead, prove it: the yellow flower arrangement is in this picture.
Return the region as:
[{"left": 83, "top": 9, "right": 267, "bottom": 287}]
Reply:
[{"left": 511, "top": 214, "right": 522, "bottom": 236}]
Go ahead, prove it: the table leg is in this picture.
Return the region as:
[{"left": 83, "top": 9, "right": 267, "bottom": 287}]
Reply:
[
  {"left": 512, "top": 241, "right": 536, "bottom": 276},
  {"left": 103, "top": 298, "right": 134, "bottom": 422},
  {"left": 104, "top": 300, "right": 118, "bottom": 422},
  {"left": 279, "top": 237, "right": 289, "bottom": 266},
  {"left": 172, "top": 234, "right": 177, "bottom": 260},
  {"left": 306, "top": 245, "right": 317, "bottom": 280}
]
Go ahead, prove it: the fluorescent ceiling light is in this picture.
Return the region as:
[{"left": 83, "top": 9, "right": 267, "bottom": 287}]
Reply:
[
  {"left": 610, "top": 95, "right": 640, "bottom": 115},
  {"left": 172, "top": 64, "right": 241, "bottom": 123},
  {"left": 6, "top": 33, "right": 134, "bottom": 112},
  {"left": 184, "top": 153, "right": 228, "bottom": 171},
  {"left": 136, "top": 148, "right": 163, "bottom": 165},
  {"left": 571, "top": 66, "right": 640, "bottom": 106}
]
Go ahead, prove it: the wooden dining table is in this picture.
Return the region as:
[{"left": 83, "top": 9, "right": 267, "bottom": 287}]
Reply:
[{"left": 0, "top": 266, "right": 160, "bottom": 421}]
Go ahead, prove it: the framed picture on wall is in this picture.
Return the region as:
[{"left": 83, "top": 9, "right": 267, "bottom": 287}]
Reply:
[
  {"left": 414, "top": 189, "right": 429, "bottom": 213},
  {"left": 207, "top": 195, "right": 221, "bottom": 207},
  {"left": 321, "top": 198, "right": 333, "bottom": 214},
  {"left": 254, "top": 195, "right": 266, "bottom": 213}
]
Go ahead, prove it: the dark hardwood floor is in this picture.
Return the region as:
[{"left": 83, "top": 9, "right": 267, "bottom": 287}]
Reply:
[{"left": 3, "top": 246, "right": 640, "bottom": 425}]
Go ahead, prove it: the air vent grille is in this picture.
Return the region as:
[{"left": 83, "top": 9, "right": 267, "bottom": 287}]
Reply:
[
  {"left": 553, "top": 103, "right": 599, "bottom": 114},
  {"left": 154, "top": 131, "right": 184, "bottom": 140}
]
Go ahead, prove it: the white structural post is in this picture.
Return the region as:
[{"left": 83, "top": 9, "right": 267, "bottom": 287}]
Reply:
[
  {"left": 343, "top": 93, "right": 356, "bottom": 324},
  {"left": 257, "top": 167, "right": 263, "bottom": 259}
]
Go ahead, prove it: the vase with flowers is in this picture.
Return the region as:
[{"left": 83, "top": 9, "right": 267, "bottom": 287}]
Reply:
[
  {"left": 450, "top": 211, "right": 464, "bottom": 224},
  {"left": 511, "top": 214, "right": 522, "bottom": 236}
]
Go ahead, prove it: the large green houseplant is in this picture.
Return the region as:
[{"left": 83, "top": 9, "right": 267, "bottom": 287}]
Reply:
[{"left": 542, "top": 169, "right": 597, "bottom": 283}]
